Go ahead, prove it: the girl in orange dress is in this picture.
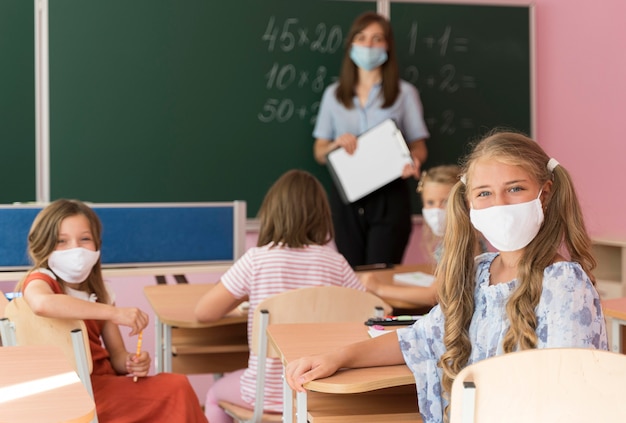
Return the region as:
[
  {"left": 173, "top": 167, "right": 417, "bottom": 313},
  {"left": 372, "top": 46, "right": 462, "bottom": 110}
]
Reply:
[{"left": 16, "top": 199, "right": 207, "bottom": 423}]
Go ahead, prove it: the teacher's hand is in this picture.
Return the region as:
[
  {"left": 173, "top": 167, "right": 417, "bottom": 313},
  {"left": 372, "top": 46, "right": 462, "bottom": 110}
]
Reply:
[
  {"left": 401, "top": 156, "right": 421, "bottom": 179},
  {"left": 335, "top": 133, "right": 358, "bottom": 155}
]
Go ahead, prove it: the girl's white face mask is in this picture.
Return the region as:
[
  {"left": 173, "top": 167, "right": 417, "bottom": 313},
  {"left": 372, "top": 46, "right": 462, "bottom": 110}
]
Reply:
[
  {"left": 422, "top": 207, "right": 446, "bottom": 237},
  {"left": 469, "top": 192, "right": 544, "bottom": 252},
  {"left": 48, "top": 247, "right": 101, "bottom": 283}
]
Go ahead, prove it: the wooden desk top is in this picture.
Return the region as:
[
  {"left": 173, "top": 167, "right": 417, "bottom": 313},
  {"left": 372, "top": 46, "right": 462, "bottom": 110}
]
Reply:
[
  {"left": 602, "top": 297, "right": 626, "bottom": 320},
  {"left": 0, "top": 345, "right": 95, "bottom": 423},
  {"left": 143, "top": 283, "right": 246, "bottom": 328},
  {"left": 267, "top": 321, "right": 414, "bottom": 394},
  {"left": 142, "top": 263, "right": 434, "bottom": 327},
  {"left": 357, "top": 263, "right": 435, "bottom": 310}
]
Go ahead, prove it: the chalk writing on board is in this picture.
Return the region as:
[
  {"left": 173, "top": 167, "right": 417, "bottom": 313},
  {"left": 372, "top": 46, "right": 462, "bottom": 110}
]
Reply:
[
  {"left": 258, "top": 16, "right": 347, "bottom": 124},
  {"left": 262, "top": 16, "right": 344, "bottom": 53},
  {"left": 399, "top": 21, "right": 476, "bottom": 135},
  {"left": 264, "top": 63, "right": 328, "bottom": 92},
  {"left": 257, "top": 98, "right": 321, "bottom": 124}
]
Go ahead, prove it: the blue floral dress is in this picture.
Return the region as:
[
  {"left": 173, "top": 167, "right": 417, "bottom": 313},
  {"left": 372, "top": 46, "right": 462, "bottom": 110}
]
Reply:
[{"left": 397, "top": 252, "right": 608, "bottom": 423}]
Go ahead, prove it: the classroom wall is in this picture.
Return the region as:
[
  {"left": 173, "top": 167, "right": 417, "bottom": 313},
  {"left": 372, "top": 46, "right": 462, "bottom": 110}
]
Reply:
[{"left": 533, "top": 0, "right": 626, "bottom": 240}]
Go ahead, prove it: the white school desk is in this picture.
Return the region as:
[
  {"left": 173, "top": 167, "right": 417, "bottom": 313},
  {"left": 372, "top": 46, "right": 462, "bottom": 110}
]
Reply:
[
  {"left": 267, "top": 321, "right": 421, "bottom": 423},
  {"left": 143, "top": 283, "right": 248, "bottom": 374},
  {"left": 0, "top": 344, "right": 96, "bottom": 423}
]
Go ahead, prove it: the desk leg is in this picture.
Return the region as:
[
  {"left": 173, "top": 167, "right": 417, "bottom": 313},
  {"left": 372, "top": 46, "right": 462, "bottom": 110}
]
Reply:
[
  {"left": 282, "top": 374, "right": 293, "bottom": 423},
  {"left": 296, "top": 391, "right": 307, "bottom": 423},
  {"left": 155, "top": 316, "right": 163, "bottom": 373},
  {"left": 163, "top": 323, "right": 172, "bottom": 373},
  {"left": 611, "top": 319, "right": 624, "bottom": 353}
]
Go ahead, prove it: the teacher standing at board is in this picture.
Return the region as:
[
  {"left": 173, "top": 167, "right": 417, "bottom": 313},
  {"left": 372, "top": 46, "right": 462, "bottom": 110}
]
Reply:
[{"left": 313, "top": 12, "right": 430, "bottom": 267}]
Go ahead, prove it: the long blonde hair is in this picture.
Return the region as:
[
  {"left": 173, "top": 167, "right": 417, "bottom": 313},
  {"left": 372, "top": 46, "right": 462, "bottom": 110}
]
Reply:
[
  {"left": 15, "top": 199, "right": 110, "bottom": 304},
  {"left": 437, "top": 131, "right": 595, "bottom": 419}
]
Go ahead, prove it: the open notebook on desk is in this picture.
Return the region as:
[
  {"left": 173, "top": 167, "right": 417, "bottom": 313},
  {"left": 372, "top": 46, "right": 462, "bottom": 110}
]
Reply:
[
  {"left": 326, "top": 119, "right": 413, "bottom": 203},
  {"left": 393, "top": 271, "right": 435, "bottom": 287}
]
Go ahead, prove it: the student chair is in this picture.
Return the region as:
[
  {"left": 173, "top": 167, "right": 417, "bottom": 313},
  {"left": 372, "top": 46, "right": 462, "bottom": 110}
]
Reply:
[
  {"left": 449, "top": 347, "right": 626, "bottom": 423},
  {"left": 1, "top": 297, "right": 99, "bottom": 423},
  {"left": 218, "top": 285, "right": 393, "bottom": 423}
]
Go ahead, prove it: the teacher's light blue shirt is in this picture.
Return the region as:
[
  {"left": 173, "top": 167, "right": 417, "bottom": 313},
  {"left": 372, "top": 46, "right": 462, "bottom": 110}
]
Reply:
[{"left": 313, "top": 80, "right": 430, "bottom": 143}]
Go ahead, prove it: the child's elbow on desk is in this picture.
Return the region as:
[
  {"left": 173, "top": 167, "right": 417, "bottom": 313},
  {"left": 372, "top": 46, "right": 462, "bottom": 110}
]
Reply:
[
  {"left": 194, "top": 300, "right": 223, "bottom": 323},
  {"left": 194, "top": 281, "right": 240, "bottom": 322}
]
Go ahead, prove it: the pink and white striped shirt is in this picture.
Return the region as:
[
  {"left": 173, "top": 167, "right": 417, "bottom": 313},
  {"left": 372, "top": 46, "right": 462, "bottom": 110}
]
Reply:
[{"left": 221, "top": 243, "right": 365, "bottom": 412}]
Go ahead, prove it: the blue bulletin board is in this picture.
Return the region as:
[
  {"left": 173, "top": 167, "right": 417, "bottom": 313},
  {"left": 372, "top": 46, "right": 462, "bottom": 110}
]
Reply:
[{"left": 0, "top": 202, "right": 246, "bottom": 270}]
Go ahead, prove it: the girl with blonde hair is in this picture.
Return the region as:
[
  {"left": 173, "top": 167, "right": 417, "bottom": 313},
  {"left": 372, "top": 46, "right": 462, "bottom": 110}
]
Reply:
[{"left": 285, "top": 131, "right": 607, "bottom": 423}]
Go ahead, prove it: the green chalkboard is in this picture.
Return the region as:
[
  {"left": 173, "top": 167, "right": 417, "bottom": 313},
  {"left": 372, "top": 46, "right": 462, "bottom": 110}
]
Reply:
[
  {"left": 0, "top": 0, "right": 36, "bottom": 203},
  {"left": 47, "top": 0, "right": 374, "bottom": 217},
  {"left": 390, "top": 3, "right": 532, "bottom": 212},
  {"left": 2, "top": 1, "right": 532, "bottom": 217}
]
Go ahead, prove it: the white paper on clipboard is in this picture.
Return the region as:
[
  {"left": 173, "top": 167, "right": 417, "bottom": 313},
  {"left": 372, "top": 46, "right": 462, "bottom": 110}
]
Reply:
[{"left": 326, "top": 119, "right": 413, "bottom": 204}]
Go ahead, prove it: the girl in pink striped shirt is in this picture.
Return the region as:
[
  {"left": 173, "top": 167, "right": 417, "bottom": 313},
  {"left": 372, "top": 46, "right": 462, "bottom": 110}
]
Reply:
[{"left": 194, "top": 169, "right": 365, "bottom": 423}]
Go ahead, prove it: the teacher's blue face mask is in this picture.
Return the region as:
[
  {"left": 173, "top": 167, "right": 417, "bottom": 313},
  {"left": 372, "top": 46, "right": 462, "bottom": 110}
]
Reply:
[{"left": 349, "top": 45, "right": 388, "bottom": 71}]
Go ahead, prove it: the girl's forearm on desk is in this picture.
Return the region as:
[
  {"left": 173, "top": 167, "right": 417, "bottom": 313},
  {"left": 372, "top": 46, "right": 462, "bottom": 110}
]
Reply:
[{"left": 336, "top": 332, "right": 405, "bottom": 369}]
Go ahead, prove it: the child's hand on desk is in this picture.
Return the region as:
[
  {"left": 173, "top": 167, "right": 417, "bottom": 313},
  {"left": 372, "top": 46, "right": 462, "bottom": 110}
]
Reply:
[
  {"left": 285, "top": 352, "right": 342, "bottom": 392},
  {"left": 112, "top": 306, "right": 149, "bottom": 336},
  {"left": 126, "top": 350, "right": 150, "bottom": 379}
]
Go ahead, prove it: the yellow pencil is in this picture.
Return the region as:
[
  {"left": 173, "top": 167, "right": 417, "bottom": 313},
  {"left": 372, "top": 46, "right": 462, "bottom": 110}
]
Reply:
[{"left": 133, "top": 331, "right": 143, "bottom": 382}]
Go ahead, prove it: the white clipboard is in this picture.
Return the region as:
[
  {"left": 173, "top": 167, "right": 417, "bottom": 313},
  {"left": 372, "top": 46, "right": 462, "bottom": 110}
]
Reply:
[{"left": 326, "top": 119, "right": 413, "bottom": 204}]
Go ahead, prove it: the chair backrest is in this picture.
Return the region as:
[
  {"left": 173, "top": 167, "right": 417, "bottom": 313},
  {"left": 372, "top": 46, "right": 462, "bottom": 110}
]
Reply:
[
  {"left": 449, "top": 347, "right": 626, "bottom": 423},
  {"left": 3, "top": 297, "right": 93, "bottom": 375},
  {"left": 3, "top": 297, "right": 98, "bottom": 423},
  {"left": 222, "top": 286, "right": 391, "bottom": 423},
  {"left": 251, "top": 285, "right": 392, "bottom": 357}
]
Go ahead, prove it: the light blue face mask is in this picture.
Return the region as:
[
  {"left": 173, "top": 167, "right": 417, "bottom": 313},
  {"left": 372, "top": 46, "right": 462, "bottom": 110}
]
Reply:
[{"left": 349, "top": 45, "right": 388, "bottom": 71}]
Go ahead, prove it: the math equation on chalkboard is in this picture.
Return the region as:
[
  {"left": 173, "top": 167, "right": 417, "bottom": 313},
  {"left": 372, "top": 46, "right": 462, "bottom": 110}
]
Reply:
[
  {"left": 391, "top": 3, "right": 532, "bottom": 169},
  {"left": 257, "top": 16, "right": 348, "bottom": 125}
]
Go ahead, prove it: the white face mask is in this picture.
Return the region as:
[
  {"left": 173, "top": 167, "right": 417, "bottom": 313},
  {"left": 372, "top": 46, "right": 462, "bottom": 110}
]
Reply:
[
  {"left": 48, "top": 247, "right": 101, "bottom": 283},
  {"left": 469, "top": 192, "right": 544, "bottom": 252},
  {"left": 422, "top": 208, "right": 446, "bottom": 237}
]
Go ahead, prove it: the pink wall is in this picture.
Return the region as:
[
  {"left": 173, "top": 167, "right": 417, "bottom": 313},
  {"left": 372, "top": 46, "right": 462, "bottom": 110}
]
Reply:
[
  {"left": 533, "top": 0, "right": 626, "bottom": 239},
  {"left": 476, "top": 0, "right": 626, "bottom": 239}
]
